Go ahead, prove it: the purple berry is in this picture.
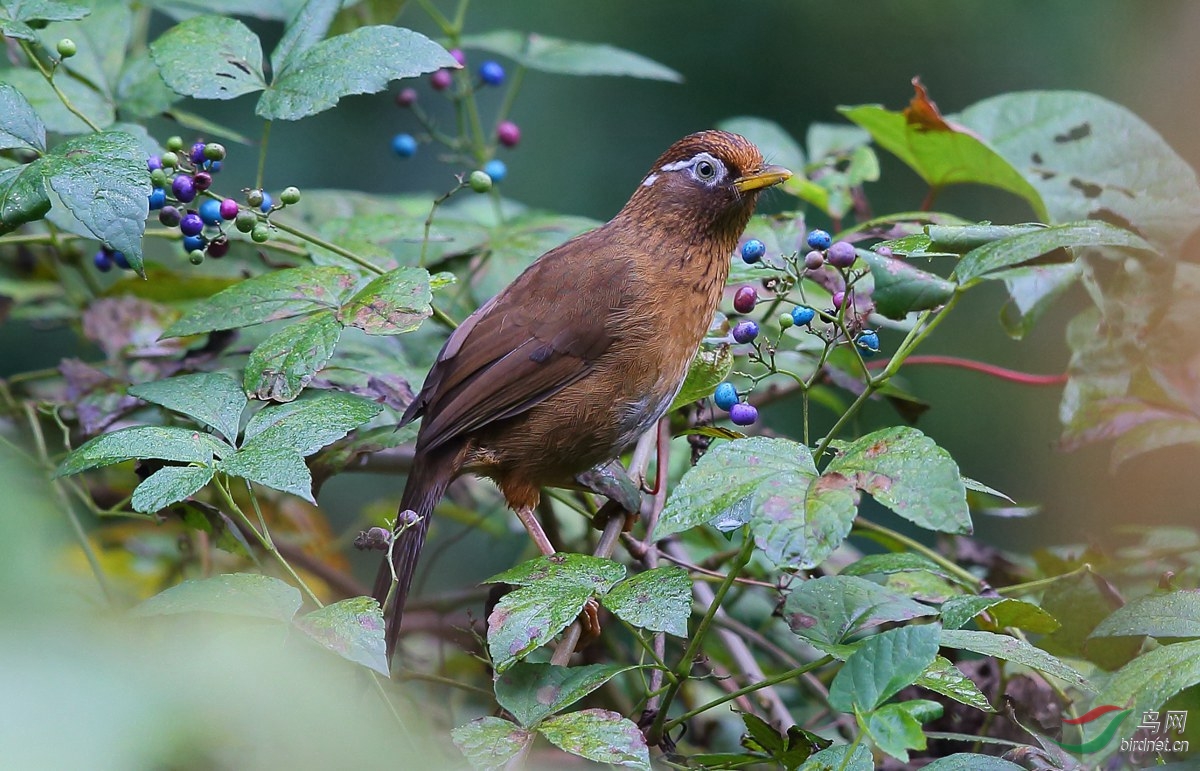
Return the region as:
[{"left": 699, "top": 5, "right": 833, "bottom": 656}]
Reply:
[
  {"left": 497, "top": 120, "right": 521, "bottom": 148},
  {"left": 732, "top": 319, "right": 760, "bottom": 344},
  {"left": 198, "top": 199, "right": 223, "bottom": 226},
  {"left": 159, "top": 205, "right": 181, "bottom": 227},
  {"left": 729, "top": 402, "right": 758, "bottom": 426},
  {"left": 832, "top": 291, "right": 847, "bottom": 309},
  {"left": 180, "top": 212, "right": 204, "bottom": 237},
  {"left": 430, "top": 69, "right": 453, "bottom": 91},
  {"left": 219, "top": 199, "right": 239, "bottom": 220},
  {"left": 172, "top": 174, "right": 196, "bottom": 203},
  {"left": 806, "top": 229, "right": 832, "bottom": 250},
  {"left": 192, "top": 172, "right": 212, "bottom": 191},
  {"left": 733, "top": 286, "right": 758, "bottom": 314},
  {"left": 206, "top": 235, "right": 230, "bottom": 258},
  {"left": 449, "top": 48, "right": 466, "bottom": 66},
  {"left": 396, "top": 87, "right": 417, "bottom": 107},
  {"left": 147, "top": 155, "right": 162, "bottom": 171},
  {"left": 189, "top": 142, "right": 207, "bottom": 164},
  {"left": 93, "top": 250, "right": 113, "bottom": 272},
  {"left": 804, "top": 250, "right": 825, "bottom": 270},
  {"left": 741, "top": 239, "right": 765, "bottom": 263},
  {"left": 112, "top": 250, "right": 130, "bottom": 270},
  {"left": 827, "top": 241, "right": 856, "bottom": 268},
  {"left": 479, "top": 60, "right": 505, "bottom": 86}
]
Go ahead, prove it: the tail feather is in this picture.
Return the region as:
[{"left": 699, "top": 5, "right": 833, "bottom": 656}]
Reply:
[{"left": 373, "top": 448, "right": 458, "bottom": 668}]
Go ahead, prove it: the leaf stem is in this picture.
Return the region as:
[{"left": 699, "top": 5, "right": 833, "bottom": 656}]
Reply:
[
  {"left": 255, "top": 120, "right": 272, "bottom": 191},
  {"left": 18, "top": 40, "right": 101, "bottom": 133},
  {"left": 852, "top": 517, "right": 982, "bottom": 590}
]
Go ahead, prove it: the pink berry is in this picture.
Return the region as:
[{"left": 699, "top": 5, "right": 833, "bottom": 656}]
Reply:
[
  {"left": 430, "top": 69, "right": 453, "bottom": 90},
  {"left": 827, "top": 241, "right": 856, "bottom": 268},
  {"left": 733, "top": 285, "right": 758, "bottom": 314},
  {"left": 192, "top": 171, "right": 212, "bottom": 191},
  {"left": 832, "top": 291, "right": 847, "bottom": 308},
  {"left": 219, "top": 199, "right": 239, "bottom": 220},
  {"left": 395, "top": 88, "right": 417, "bottom": 107},
  {"left": 804, "top": 250, "right": 825, "bottom": 270},
  {"left": 497, "top": 120, "right": 521, "bottom": 148},
  {"left": 449, "top": 48, "right": 466, "bottom": 66}
]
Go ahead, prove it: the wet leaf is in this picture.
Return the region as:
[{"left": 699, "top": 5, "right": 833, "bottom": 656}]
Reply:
[
  {"left": 923, "top": 755, "right": 1025, "bottom": 770},
  {"left": 293, "top": 596, "right": 387, "bottom": 675},
  {"left": 115, "top": 51, "right": 180, "bottom": 118},
  {"left": 451, "top": 717, "right": 533, "bottom": 771},
  {"left": 339, "top": 266, "right": 431, "bottom": 335},
  {"left": 600, "top": 566, "right": 690, "bottom": 637},
  {"left": 940, "top": 629, "right": 1092, "bottom": 691},
  {"left": 269, "top": 0, "right": 340, "bottom": 76},
  {"left": 537, "top": 709, "right": 650, "bottom": 770},
  {"left": 240, "top": 391, "right": 382, "bottom": 456},
  {"left": 828, "top": 623, "right": 941, "bottom": 712},
  {"left": 0, "top": 82, "right": 45, "bottom": 152},
  {"left": 494, "top": 663, "right": 634, "bottom": 727},
  {"left": 150, "top": 15, "right": 267, "bottom": 100},
  {"left": 670, "top": 345, "right": 733, "bottom": 411},
  {"left": 916, "top": 656, "right": 994, "bottom": 713},
  {"left": 55, "top": 425, "right": 231, "bottom": 477},
  {"left": 783, "top": 575, "right": 936, "bottom": 646},
  {"left": 860, "top": 250, "right": 955, "bottom": 319},
  {"left": 996, "top": 262, "right": 1081, "bottom": 339},
  {"left": 462, "top": 29, "right": 680, "bottom": 82},
  {"left": 862, "top": 702, "right": 927, "bottom": 762},
  {"left": 798, "top": 743, "right": 873, "bottom": 771},
  {"left": 941, "top": 596, "right": 1059, "bottom": 634},
  {"left": 132, "top": 573, "right": 301, "bottom": 621},
  {"left": 244, "top": 312, "right": 343, "bottom": 402},
  {"left": 218, "top": 444, "right": 313, "bottom": 502},
  {"left": 0, "top": 162, "right": 50, "bottom": 234},
  {"left": 1092, "top": 639, "right": 1200, "bottom": 743},
  {"left": 0, "top": 0, "right": 89, "bottom": 24},
  {"left": 955, "top": 220, "right": 1155, "bottom": 285},
  {"left": 131, "top": 464, "right": 214, "bottom": 513},
  {"left": 840, "top": 552, "right": 951, "bottom": 580},
  {"left": 1090, "top": 590, "right": 1200, "bottom": 640},
  {"left": 1, "top": 67, "right": 114, "bottom": 134},
  {"left": 128, "top": 372, "right": 247, "bottom": 444}
]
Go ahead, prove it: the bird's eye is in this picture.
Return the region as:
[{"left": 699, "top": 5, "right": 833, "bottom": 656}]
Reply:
[{"left": 695, "top": 160, "right": 716, "bottom": 180}]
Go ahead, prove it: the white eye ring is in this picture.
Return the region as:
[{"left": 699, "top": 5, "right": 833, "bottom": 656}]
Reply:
[
  {"left": 660, "top": 152, "right": 726, "bottom": 186},
  {"left": 695, "top": 160, "right": 716, "bottom": 180}
]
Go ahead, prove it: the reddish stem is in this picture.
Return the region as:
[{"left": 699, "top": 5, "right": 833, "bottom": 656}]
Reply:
[{"left": 867, "top": 354, "right": 1068, "bottom": 386}]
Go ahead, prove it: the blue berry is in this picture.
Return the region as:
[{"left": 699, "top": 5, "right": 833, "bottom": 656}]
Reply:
[
  {"left": 259, "top": 191, "right": 273, "bottom": 213},
  {"left": 112, "top": 250, "right": 130, "bottom": 270},
  {"left": 806, "top": 229, "right": 832, "bottom": 250},
  {"left": 205, "top": 160, "right": 223, "bottom": 173},
  {"left": 741, "top": 239, "right": 765, "bottom": 263},
  {"left": 198, "top": 199, "right": 223, "bottom": 226},
  {"left": 856, "top": 330, "right": 880, "bottom": 356},
  {"left": 147, "top": 155, "right": 162, "bottom": 171},
  {"left": 180, "top": 213, "right": 204, "bottom": 236},
  {"left": 714, "top": 382, "right": 739, "bottom": 411},
  {"left": 392, "top": 133, "right": 418, "bottom": 158},
  {"left": 172, "top": 174, "right": 196, "bottom": 203},
  {"left": 732, "top": 319, "right": 759, "bottom": 344},
  {"left": 148, "top": 188, "right": 166, "bottom": 210},
  {"left": 93, "top": 250, "right": 113, "bottom": 272},
  {"left": 791, "top": 306, "right": 816, "bottom": 326},
  {"left": 827, "top": 240, "right": 856, "bottom": 268},
  {"left": 729, "top": 402, "right": 758, "bottom": 426},
  {"left": 182, "top": 234, "right": 206, "bottom": 253},
  {"left": 484, "top": 159, "right": 507, "bottom": 182},
  {"left": 479, "top": 60, "right": 505, "bottom": 86}
]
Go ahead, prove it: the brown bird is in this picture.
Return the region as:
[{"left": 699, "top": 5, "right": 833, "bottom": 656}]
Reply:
[{"left": 374, "top": 130, "right": 790, "bottom": 663}]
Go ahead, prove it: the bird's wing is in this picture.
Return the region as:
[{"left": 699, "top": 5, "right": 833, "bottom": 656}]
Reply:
[{"left": 404, "top": 238, "right": 630, "bottom": 452}]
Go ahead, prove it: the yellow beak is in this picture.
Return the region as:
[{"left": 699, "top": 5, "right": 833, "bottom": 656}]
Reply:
[{"left": 733, "top": 164, "right": 792, "bottom": 193}]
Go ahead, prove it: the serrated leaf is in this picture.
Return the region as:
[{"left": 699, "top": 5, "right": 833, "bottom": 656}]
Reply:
[
  {"left": 128, "top": 372, "right": 247, "bottom": 444},
  {"left": 922, "top": 755, "right": 1025, "bottom": 771},
  {"left": 131, "top": 464, "right": 213, "bottom": 513},
  {"left": 244, "top": 312, "right": 342, "bottom": 402},
  {"left": 1, "top": 0, "right": 88, "bottom": 23},
  {"left": 462, "top": 29, "right": 680, "bottom": 82},
  {"left": 339, "top": 266, "right": 431, "bottom": 335},
  {"left": 601, "top": 566, "right": 690, "bottom": 637},
  {"left": 537, "top": 709, "right": 650, "bottom": 771},
  {"left": 940, "top": 629, "right": 1093, "bottom": 691},
  {"left": 1092, "top": 638, "right": 1200, "bottom": 743},
  {"left": 293, "top": 596, "right": 387, "bottom": 675},
  {"left": 131, "top": 572, "right": 302, "bottom": 621},
  {"left": 717, "top": 117, "right": 806, "bottom": 174},
  {"left": 451, "top": 717, "right": 533, "bottom": 771},
  {"left": 0, "top": 82, "right": 45, "bottom": 152},
  {"left": 116, "top": 51, "right": 181, "bottom": 118},
  {"left": 941, "top": 596, "right": 1059, "bottom": 634},
  {"left": 827, "top": 426, "right": 971, "bottom": 534},
  {"left": 658, "top": 437, "right": 859, "bottom": 570},
  {"left": 829, "top": 624, "right": 941, "bottom": 712},
  {"left": 0, "top": 162, "right": 50, "bottom": 234},
  {"left": 150, "top": 15, "right": 267, "bottom": 100},
  {"left": 256, "top": 25, "right": 455, "bottom": 121},
  {"left": 916, "top": 656, "right": 994, "bottom": 713},
  {"left": 495, "top": 663, "right": 634, "bottom": 728},
  {"left": 270, "top": 0, "right": 340, "bottom": 76},
  {"left": 862, "top": 702, "right": 927, "bottom": 762},
  {"left": 1090, "top": 590, "right": 1200, "bottom": 640},
  {"left": 861, "top": 250, "right": 956, "bottom": 319},
  {"left": 783, "top": 575, "right": 936, "bottom": 646},
  {"left": 956, "top": 220, "right": 1155, "bottom": 285},
  {"left": 55, "top": 425, "right": 231, "bottom": 477},
  {"left": 163, "top": 266, "right": 357, "bottom": 337},
  {"left": 799, "top": 743, "right": 873, "bottom": 771},
  {"left": 670, "top": 345, "right": 733, "bottom": 411},
  {"left": 41, "top": 131, "right": 148, "bottom": 272},
  {"left": 240, "top": 391, "right": 382, "bottom": 456},
  {"left": 218, "top": 444, "right": 313, "bottom": 502}
]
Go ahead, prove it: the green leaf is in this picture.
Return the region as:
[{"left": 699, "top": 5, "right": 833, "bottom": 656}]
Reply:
[
  {"left": 338, "top": 266, "right": 431, "bottom": 335},
  {"left": 839, "top": 102, "right": 1047, "bottom": 220},
  {"left": 1090, "top": 590, "right": 1200, "bottom": 640},
  {"left": 826, "top": 426, "right": 971, "bottom": 534},
  {"left": 861, "top": 250, "right": 956, "bottom": 320},
  {"left": 958, "top": 90, "right": 1200, "bottom": 252},
  {"left": 451, "top": 717, "right": 533, "bottom": 771},
  {"left": 485, "top": 555, "right": 625, "bottom": 671},
  {"left": 244, "top": 312, "right": 343, "bottom": 402},
  {"left": 717, "top": 117, "right": 806, "bottom": 174},
  {"left": 240, "top": 391, "right": 383, "bottom": 456},
  {"left": 940, "top": 596, "right": 1059, "bottom": 634},
  {"left": 600, "top": 566, "right": 690, "bottom": 637},
  {"left": 828, "top": 624, "right": 941, "bottom": 712},
  {"left": 997, "top": 262, "right": 1081, "bottom": 339},
  {"left": 658, "top": 437, "right": 859, "bottom": 570},
  {"left": 55, "top": 425, "right": 231, "bottom": 477},
  {"left": 494, "top": 663, "right": 634, "bottom": 728},
  {"left": 163, "top": 266, "right": 357, "bottom": 337},
  {"left": 41, "top": 131, "right": 148, "bottom": 272},
  {"left": 939, "top": 629, "right": 1093, "bottom": 691},
  {"left": 1093, "top": 639, "right": 1200, "bottom": 740},
  {"left": 783, "top": 575, "right": 936, "bottom": 646},
  {"left": 0, "top": 162, "right": 50, "bottom": 235},
  {"left": 256, "top": 26, "right": 455, "bottom": 121},
  {"left": 293, "top": 596, "right": 388, "bottom": 675},
  {"left": 461, "top": 29, "right": 681, "bottom": 82},
  {"left": 115, "top": 51, "right": 181, "bottom": 118},
  {"left": 128, "top": 372, "right": 247, "bottom": 444},
  {"left": 1, "top": 0, "right": 88, "bottom": 23},
  {"left": 131, "top": 464, "right": 214, "bottom": 513},
  {"left": 0, "top": 82, "right": 45, "bottom": 152},
  {"left": 916, "top": 656, "right": 994, "bottom": 713},
  {"left": 150, "top": 15, "right": 267, "bottom": 100},
  {"left": 218, "top": 444, "right": 313, "bottom": 502},
  {"left": 537, "top": 709, "right": 650, "bottom": 771},
  {"left": 840, "top": 552, "right": 951, "bottom": 580},
  {"left": 0, "top": 68, "right": 114, "bottom": 134},
  {"left": 1039, "top": 568, "right": 1140, "bottom": 671},
  {"left": 862, "top": 702, "right": 927, "bottom": 762},
  {"left": 798, "top": 743, "right": 873, "bottom": 771},
  {"left": 131, "top": 573, "right": 302, "bottom": 621},
  {"left": 955, "top": 220, "right": 1155, "bottom": 285},
  {"left": 669, "top": 345, "right": 733, "bottom": 411},
  {"left": 923, "top": 754, "right": 1025, "bottom": 770},
  {"left": 270, "top": 0, "right": 340, "bottom": 76}
]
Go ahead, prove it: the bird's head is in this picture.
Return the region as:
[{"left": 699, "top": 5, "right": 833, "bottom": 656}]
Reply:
[{"left": 620, "top": 130, "right": 792, "bottom": 237}]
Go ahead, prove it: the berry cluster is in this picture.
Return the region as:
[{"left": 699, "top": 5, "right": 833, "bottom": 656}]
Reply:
[
  {"left": 713, "top": 381, "right": 758, "bottom": 426},
  {"left": 391, "top": 47, "right": 517, "bottom": 193}
]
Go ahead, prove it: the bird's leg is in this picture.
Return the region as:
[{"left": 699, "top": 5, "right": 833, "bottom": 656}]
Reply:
[{"left": 515, "top": 505, "right": 556, "bottom": 556}]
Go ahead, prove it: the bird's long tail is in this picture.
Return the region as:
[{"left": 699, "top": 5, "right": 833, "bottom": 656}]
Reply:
[{"left": 373, "top": 448, "right": 458, "bottom": 667}]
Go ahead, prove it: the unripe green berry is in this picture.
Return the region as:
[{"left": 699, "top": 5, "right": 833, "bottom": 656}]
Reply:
[
  {"left": 246, "top": 189, "right": 264, "bottom": 208},
  {"left": 250, "top": 223, "right": 271, "bottom": 243},
  {"left": 188, "top": 250, "right": 204, "bottom": 265},
  {"left": 779, "top": 312, "right": 794, "bottom": 330},
  {"left": 165, "top": 136, "right": 184, "bottom": 152},
  {"left": 235, "top": 210, "right": 257, "bottom": 233},
  {"left": 56, "top": 38, "right": 76, "bottom": 58},
  {"left": 468, "top": 170, "right": 492, "bottom": 193},
  {"left": 149, "top": 168, "right": 168, "bottom": 187},
  {"left": 280, "top": 186, "right": 301, "bottom": 205},
  {"left": 203, "top": 142, "right": 226, "bottom": 161},
  {"left": 160, "top": 152, "right": 178, "bottom": 168}
]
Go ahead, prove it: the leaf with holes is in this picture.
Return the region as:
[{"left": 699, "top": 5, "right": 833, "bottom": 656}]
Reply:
[
  {"left": 861, "top": 250, "right": 956, "bottom": 319},
  {"left": 495, "top": 663, "right": 635, "bottom": 727},
  {"left": 828, "top": 624, "right": 941, "bottom": 712},
  {"left": 244, "top": 312, "right": 342, "bottom": 402},
  {"left": 461, "top": 29, "right": 680, "bottom": 82},
  {"left": 131, "top": 573, "right": 301, "bottom": 622},
  {"left": 537, "top": 709, "right": 650, "bottom": 771},
  {"left": 131, "top": 464, "right": 214, "bottom": 513},
  {"left": 783, "top": 575, "right": 936, "bottom": 646},
  {"left": 54, "top": 425, "right": 231, "bottom": 477},
  {"left": 339, "top": 266, "right": 431, "bottom": 335},
  {"left": 0, "top": 82, "right": 45, "bottom": 152},
  {"left": 293, "top": 596, "right": 387, "bottom": 675},
  {"left": 600, "top": 566, "right": 690, "bottom": 637},
  {"left": 128, "top": 372, "right": 247, "bottom": 445},
  {"left": 150, "top": 15, "right": 267, "bottom": 100},
  {"left": 451, "top": 717, "right": 533, "bottom": 771}
]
